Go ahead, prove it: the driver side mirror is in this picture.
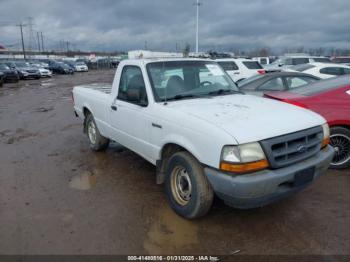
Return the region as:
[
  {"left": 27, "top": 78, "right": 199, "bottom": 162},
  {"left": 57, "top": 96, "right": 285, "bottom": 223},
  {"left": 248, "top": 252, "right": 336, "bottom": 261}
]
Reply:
[{"left": 126, "top": 87, "right": 148, "bottom": 107}]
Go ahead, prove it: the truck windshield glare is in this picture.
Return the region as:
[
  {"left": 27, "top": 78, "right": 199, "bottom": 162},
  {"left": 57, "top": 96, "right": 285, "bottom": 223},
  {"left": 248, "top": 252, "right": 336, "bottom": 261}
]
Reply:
[{"left": 146, "top": 61, "right": 239, "bottom": 102}]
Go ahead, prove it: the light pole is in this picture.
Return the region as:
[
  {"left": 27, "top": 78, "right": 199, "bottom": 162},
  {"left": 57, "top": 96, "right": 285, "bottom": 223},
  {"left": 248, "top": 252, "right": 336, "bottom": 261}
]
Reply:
[{"left": 194, "top": 0, "right": 202, "bottom": 54}]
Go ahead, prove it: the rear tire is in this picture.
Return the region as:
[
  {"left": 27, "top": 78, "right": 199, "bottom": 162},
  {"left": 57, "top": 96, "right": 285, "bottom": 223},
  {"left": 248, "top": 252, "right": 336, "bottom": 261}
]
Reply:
[
  {"left": 330, "top": 126, "right": 350, "bottom": 169},
  {"left": 85, "top": 113, "right": 109, "bottom": 151},
  {"left": 165, "top": 151, "right": 214, "bottom": 219}
]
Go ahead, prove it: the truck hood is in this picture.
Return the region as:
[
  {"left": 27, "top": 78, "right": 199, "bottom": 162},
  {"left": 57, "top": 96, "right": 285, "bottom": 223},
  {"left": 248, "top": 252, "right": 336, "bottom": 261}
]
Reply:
[{"left": 168, "top": 94, "right": 325, "bottom": 144}]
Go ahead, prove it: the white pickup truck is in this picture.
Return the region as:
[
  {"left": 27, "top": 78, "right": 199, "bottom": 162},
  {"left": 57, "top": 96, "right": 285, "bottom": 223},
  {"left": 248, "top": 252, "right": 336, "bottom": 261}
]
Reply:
[{"left": 72, "top": 58, "right": 334, "bottom": 219}]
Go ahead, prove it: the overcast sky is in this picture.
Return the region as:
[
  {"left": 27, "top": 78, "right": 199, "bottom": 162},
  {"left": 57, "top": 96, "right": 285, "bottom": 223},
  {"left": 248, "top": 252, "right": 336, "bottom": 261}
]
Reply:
[{"left": 0, "top": 0, "right": 349, "bottom": 52}]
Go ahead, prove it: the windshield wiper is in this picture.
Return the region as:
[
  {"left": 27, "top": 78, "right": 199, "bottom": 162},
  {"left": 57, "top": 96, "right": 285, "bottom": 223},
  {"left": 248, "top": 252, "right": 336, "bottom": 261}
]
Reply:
[
  {"left": 207, "top": 89, "right": 241, "bottom": 96},
  {"left": 165, "top": 94, "right": 199, "bottom": 101}
]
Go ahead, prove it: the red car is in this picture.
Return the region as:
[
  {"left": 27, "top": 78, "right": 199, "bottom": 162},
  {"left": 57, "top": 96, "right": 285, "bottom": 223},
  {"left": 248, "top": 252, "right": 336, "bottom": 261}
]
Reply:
[{"left": 264, "top": 75, "right": 350, "bottom": 169}]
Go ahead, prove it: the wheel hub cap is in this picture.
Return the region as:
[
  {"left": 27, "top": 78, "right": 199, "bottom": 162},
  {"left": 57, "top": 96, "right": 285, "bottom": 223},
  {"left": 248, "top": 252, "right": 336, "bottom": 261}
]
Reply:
[
  {"left": 171, "top": 166, "right": 192, "bottom": 206},
  {"left": 88, "top": 121, "right": 97, "bottom": 145},
  {"left": 330, "top": 134, "right": 350, "bottom": 166}
]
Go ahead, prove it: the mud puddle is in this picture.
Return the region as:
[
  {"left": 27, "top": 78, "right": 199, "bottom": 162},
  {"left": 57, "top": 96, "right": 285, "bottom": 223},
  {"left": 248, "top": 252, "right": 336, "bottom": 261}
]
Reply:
[
  {"left": 144, "top": 205, "right": 199, "bottom": 254},
  {"left": 69, "top": 171, "right": 98, "bottom": 190}
]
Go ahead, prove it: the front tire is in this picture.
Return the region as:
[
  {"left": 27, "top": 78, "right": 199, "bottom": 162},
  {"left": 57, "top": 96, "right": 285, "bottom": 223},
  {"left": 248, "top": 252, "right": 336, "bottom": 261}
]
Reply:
[
  {"left": 165, "top": 151, "right": 214, "bottom": 219},
  {"left": 85, "top": 113, "right": 109, "bottom": 151},
  {"left": 330, "top": 126, "right": 350, "bottom": 169}
]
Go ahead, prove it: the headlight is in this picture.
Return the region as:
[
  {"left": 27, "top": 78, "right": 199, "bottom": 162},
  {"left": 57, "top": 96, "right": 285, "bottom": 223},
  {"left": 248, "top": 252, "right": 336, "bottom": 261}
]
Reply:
[
  {"left": 321, "top": 123, "right": 330, "bottom": 148},
  {"left": 20, "top": 70, "right": 28, "bottom": 74},
  {"left": 220, "top": 143, "right": 269, "bottom": 173}
]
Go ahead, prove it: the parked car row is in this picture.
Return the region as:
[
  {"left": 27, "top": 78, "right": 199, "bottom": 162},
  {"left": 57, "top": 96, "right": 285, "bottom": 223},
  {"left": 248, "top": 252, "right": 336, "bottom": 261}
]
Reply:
[
  {"left": 0, "top": 59, "right": 90, "bottom": 87},
  {"left": 217, "top": 57, "right": 350, "bottom": 84}
]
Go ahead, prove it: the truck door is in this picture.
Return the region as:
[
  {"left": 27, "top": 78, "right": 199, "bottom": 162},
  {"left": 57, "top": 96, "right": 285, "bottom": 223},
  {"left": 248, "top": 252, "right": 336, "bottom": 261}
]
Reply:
[{"left": 109, "top": 65, "right": 153, "bottom": 163}]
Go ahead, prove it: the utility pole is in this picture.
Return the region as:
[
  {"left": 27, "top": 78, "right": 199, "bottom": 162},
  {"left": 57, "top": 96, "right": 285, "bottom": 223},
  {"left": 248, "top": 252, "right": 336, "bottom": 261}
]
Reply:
[
  {"left": 37, "top": 32, "right": 41, "bottom": 52},
  {"left": 194, "top": 0, "right": 202, "bottom": 54},
  {"left": 144, "top": 41, "right": 148, "bottom": 50},
  {"left": 40, "top": 32, "right": 44, "bottom": 52},
  {"left": 66, "top": 41, "right": 69, "bottom": 53},
  {"left": 16, "top": 22, "right": 27, "bottom": 59}
]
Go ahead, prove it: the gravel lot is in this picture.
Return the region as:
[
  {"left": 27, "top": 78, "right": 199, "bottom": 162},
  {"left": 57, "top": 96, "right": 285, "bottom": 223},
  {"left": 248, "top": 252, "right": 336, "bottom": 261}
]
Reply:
[{"left": 0, "top": 69, "right": 349, "bottom": 255}]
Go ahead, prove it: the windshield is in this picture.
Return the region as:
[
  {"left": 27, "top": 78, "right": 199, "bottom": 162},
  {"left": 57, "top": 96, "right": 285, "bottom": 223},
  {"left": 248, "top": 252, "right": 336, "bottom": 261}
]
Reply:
[
  {"left": 76, "top": 62, "right": 85, "bottom": 65},
  {"left": 147, "top": 61, "right": 239, "bottom": 102},
  {"left": 58, "top": 62, "right": 70, "bottom": 68},
  {"left": 14, "top": 62, "right": 28, "bottom": 67},
  {"left": 0, "top": 64, "right": 10, "bottom": 70},
  {"left": 313, "top": 58, "right": 331, "bottom": 63}
]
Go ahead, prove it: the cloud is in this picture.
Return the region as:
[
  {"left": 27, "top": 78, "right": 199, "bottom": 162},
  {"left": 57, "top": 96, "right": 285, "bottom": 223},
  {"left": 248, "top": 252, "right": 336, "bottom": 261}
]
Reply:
[{"left": 0, "top": 0, "right": 349, "bottom": 52}]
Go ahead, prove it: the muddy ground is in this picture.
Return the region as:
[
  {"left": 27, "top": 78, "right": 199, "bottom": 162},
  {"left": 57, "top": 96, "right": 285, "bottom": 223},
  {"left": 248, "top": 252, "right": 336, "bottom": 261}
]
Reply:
[{"left": 0, "top": 69, "right": 349, "bottom": 255}]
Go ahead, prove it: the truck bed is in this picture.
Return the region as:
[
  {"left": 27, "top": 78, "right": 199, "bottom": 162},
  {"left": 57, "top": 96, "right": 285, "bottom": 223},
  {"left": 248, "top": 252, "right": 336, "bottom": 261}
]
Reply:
[{"left": 75, "top": 83, "right": 112, "bottom": 94}]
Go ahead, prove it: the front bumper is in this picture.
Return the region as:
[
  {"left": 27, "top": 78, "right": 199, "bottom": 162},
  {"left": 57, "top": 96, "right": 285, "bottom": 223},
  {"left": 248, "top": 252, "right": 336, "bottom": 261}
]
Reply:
[
  {"left": 40, "top": 72, "right": 52, "bottom": 77},
  {"left": 204, "top": 146, "right": 334, "bottom": 209},
  {"left": 4, "top": 74, "right": 19, "bottom": 82},
  {"left": 21, "top": 73, "right": 41, "bottom": 79}
]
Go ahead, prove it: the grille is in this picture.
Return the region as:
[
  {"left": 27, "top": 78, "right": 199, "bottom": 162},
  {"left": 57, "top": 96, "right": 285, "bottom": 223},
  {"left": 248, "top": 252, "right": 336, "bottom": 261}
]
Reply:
[
  {"left": 27, "top": 70, "right": 38, "bottom": 73},
  {"left": 260, "top": 126, "right": 323, "bottom": 169}
]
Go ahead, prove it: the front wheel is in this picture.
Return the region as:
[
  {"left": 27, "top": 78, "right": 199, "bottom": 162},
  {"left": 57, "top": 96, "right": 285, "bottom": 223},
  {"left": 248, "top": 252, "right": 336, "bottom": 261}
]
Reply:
[
  {"left": 330, "top": 127, "right": 350, "bottom": 169},
  {"left": 85, "top": 113, "right": 109, "bottom": 151},
  {"left": 165, "top": 151, "right": 214, "bottom": 219}
]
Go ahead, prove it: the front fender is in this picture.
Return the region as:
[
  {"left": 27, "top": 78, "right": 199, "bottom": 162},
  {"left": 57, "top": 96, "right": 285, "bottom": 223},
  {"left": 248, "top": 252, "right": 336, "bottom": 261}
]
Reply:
[{"left": 159, "top": 134, "right": 204, "bottom": 164}]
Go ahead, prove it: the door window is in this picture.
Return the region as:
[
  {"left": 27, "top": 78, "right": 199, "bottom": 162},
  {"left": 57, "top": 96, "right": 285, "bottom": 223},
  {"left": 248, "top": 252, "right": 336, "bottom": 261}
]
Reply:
[
  {"left": 217, "top": 61, "right": 239, "bottom": 71},
  {"left": 242, "top": 61, "right": 263, "bottom": 69},
  {"left": 342, "top": 68, "right": 350, "bottom": 75},
  {"left": 117, "top": 66, "right": 148, "bottom": 105},
  {"left": 285, "top": 76, "right": 318, "bottom": 89},
  {"left": 258, "top": 77, "right": 284, "bottom": 91},
  {"left": 292, "top": 58, "right": 309, "bottom": 65},
  {"left": 319, "top": 67, "right": 343, "bottom": 76}
]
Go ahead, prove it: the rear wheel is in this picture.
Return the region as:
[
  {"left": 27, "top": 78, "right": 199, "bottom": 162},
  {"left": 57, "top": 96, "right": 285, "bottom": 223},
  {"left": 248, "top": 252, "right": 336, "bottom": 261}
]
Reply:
[
  {"left": 330, "top": 126, "right": 350, "bottom": 169},
  {"left": 165, "top": 151, "right": 214, "bottom": 219},
  {"left": 85, "top": 113, "right": 109, "bottom": 151}
]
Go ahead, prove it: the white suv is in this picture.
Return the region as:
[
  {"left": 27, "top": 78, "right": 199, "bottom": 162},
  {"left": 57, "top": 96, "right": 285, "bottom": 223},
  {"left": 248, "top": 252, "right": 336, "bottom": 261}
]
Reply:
[{"left": 216, "top": 58, "right": 265, "bottom": 83}]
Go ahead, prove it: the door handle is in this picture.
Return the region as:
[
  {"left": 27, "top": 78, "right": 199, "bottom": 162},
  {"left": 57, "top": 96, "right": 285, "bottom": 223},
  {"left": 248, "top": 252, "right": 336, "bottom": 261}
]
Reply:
[
  {"left": 111, "top": 105, "right": 117, "bottom": 111},
  {"left": 233, "top": 72, "right": 240, "bottom": 74}
]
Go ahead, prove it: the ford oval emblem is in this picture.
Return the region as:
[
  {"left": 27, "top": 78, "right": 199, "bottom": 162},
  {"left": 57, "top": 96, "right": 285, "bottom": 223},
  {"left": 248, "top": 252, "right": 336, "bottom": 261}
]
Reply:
[{"left": 297, "top": 145, "right": 307, "bottom": 153}]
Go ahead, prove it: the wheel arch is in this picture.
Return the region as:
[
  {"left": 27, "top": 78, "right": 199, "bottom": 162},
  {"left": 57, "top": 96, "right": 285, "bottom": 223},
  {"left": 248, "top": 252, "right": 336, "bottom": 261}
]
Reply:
[
  {"left": 82, "top": 105, "right": 94, "bottom": 133},
  {"left": 156, "top": 142, "right": 202, "bottom": 185}
]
